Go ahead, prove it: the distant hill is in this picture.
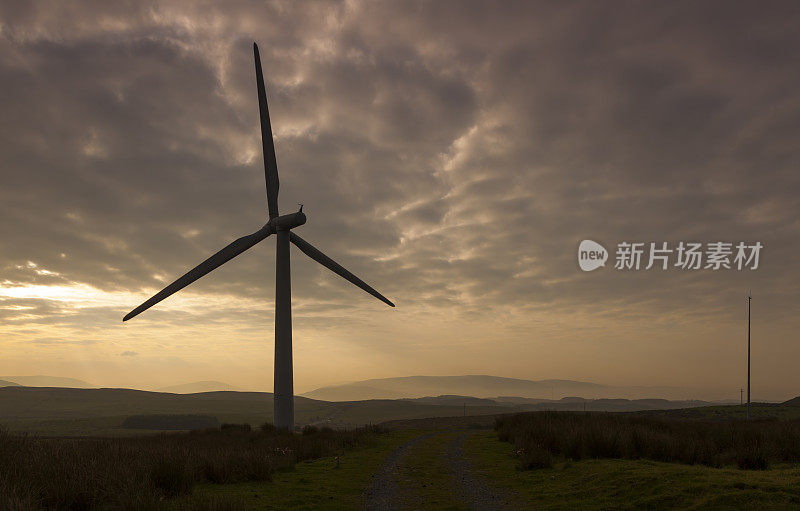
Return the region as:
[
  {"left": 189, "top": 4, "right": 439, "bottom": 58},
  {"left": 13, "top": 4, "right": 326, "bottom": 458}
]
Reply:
[
  {"left": 0, "top": 386, "right": 516, "bottom": 435},
  {"left": 0, "top": 376, "right": 93, "bottom": 388},
  {"left": 301, "top": 375, "right": 691, "bottom": 401},
  {"left": 0, "top": 386, "right": 733, "bottom": 436},
  {"left": 0, "top": 379, "right": 20, "bottom": 387},
  {"left": 403, "top": 395, "right": 504, "bottom": 407},
  {"left": 121, "top": 414, "right": 220, "bottom": 430},
  {"left": 302, "top": 375, "right": 598, "bottom": 401},
  {"left": 781, "top": 396, "right": 800, "bottom": 406},
  {"left": 301, "top": 384, "right": 408, "bottom": 401},
  {"left": 157, "top": 381, "right": 240, "bottom": 393}
]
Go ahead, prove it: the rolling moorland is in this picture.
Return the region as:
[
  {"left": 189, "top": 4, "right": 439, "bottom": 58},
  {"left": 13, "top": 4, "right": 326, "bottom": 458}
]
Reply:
[
  {"left": 0, "top": 374, "right": 741, "bottom": 437},
  {"left": 0, "top": 385, "right": 734, "bottom": 437},
  {"left": 3, "top": 402, "right": 800, "bottom": 509},
  {"left": 3, "top": 375, "right": 800, "bottom": 509},
  {"left": 157, "top": 381, "right": 242, "bottom": 394}
]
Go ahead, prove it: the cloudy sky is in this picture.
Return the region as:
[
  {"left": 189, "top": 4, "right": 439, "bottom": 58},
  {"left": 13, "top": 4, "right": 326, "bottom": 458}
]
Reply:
[{"left": 1, "top": 1, "right": 799, "bottom": 399}]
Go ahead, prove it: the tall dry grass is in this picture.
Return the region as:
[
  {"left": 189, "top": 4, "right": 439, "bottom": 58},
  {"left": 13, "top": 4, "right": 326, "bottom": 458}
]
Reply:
[
  {"left": 495, "top": 412, "right": 800, "bottom": 470},
  {"left": 0, "top": 424, "right": 378, "bottom": 510}
]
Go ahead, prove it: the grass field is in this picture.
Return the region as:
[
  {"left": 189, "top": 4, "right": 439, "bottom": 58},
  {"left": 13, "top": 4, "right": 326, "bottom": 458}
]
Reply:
[
  {"left": 496, "top": 412, "right": 800, "bottom": 469},
  {"left": 170, "top": 430, "right": 421, "bottom": 510},
  {"left": 3, "top": 386, "right": 783, "bottom": 437},
  {"left": 465, "top": 431, "right": 800, "bottom": 509},
  {"left": 0, "top": 424, "right": 382, "bottom": 510},
  {"left": 6, "top": 401, "right": 800, "bottom": 509},
  {"left": 176, "top": 426, "right": 800, "bottom": 510},
  {"left": 0, "top": 387, "right": 519, "bottom": 435},
  {"left": 637, "top": 402, "right": 800, "bottom": 421}
]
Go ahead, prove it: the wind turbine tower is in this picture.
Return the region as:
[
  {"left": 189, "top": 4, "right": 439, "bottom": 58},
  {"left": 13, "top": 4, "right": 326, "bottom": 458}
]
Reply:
[{"left": 123, "top": 43, "right": 395, "bottom": 430}]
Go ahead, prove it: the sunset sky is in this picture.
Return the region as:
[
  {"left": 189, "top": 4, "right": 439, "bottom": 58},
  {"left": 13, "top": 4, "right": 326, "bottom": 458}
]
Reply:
[{"left": 1, "top": 1, "right": 799, "bottom": 400}]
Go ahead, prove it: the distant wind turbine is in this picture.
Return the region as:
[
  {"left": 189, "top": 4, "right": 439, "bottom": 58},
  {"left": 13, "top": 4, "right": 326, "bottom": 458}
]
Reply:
[{"left": 123, "top": 42, "right": 394, "bottom": 430}]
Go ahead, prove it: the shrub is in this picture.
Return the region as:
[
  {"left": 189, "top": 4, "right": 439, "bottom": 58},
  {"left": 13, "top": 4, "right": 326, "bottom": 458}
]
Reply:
[
  {"left": 0, "top": 423, "right": 379, "bottom": 509},
  {"left": 737, "top": 447, "right": 770, "bottom": 470},
  {"left": 220, "top": 423, "right": 251, "bottom": 434},
  {"left": 495, "top": 412, "right": 800, "bottom": 471},
  {"left": 123, "top": 414, "right": 220, "bottom": 430},
  {"left": 150, "top": 455, "right": 193, "bottom": 497}
]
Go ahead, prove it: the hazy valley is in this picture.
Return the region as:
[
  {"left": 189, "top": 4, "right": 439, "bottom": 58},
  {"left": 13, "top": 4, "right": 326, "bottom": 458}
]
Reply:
[{"left": 0, "top": 374, "right": 770, "bottom": 436}]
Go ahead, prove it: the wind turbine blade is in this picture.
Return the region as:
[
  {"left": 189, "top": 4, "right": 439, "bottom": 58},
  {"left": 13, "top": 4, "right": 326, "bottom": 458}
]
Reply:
[
  {"left": 254, "top": 42, "right": 280, "bottom": 219},
  {"left": 289, "top": 232, "right": 394, "bottom": 307},
  {"left": 123, "top": 227, "right": 272, "bottom": 321}
]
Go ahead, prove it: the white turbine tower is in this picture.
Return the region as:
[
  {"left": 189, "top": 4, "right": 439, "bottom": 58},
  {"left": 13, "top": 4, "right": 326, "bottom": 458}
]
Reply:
[{"left": 123, "top": 43, "right": 394, "bottom": 430}]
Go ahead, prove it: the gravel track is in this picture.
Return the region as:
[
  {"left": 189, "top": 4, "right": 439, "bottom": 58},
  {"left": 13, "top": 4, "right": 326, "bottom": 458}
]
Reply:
[
  {"left": 363, "top": 432, "right": 436, "bottom": 510},
  {"left": 364, "top": 431, "right": 515, "bottom": 510},
  {"left": 444, "top": 432, "right": 516, "bottom": 511}
]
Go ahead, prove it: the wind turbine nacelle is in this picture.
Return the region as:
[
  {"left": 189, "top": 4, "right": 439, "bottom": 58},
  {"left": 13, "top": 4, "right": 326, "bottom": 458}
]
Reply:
[{"left": 269, "top": 211, "right": 307, "bottom": 231}]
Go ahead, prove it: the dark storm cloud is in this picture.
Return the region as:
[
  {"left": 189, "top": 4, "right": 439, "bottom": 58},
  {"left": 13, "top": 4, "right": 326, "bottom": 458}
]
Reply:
[{"left": 1, "top": 0, "right": 799, "bottom": 329}]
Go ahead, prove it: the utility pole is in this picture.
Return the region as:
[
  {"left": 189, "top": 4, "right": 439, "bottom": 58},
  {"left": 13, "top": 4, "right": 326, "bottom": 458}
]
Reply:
[
  {"left": 747, "top": 290, "right": 751, "bottom": 421},
  {"left": 740, "top": 388, "right": 743, "bottom": 405}
]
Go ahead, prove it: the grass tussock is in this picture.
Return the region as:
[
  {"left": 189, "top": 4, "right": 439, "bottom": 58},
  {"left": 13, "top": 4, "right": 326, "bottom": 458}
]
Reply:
[
  {"left": 0, "top": 424, "right": 380, "bottom": 510},
  {"left": 495, "top": 412, "right": 800, "bottom": 471}
]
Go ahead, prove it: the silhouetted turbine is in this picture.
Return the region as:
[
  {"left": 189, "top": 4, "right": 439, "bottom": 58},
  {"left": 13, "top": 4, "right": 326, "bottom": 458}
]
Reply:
[{"left": 123, "top": 42, "right": 394, "bottom": 430}]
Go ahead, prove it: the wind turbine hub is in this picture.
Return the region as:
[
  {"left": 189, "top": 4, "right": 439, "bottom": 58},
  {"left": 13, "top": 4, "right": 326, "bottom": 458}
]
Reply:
[{"left": 269, "top": 211, "right": 307, "bottom": 231}]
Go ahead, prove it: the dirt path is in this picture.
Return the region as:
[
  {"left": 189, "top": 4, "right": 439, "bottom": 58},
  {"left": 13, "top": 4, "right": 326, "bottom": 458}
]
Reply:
[
  {"left": 364, "top": 430, "right": 515, "bottom": 511},
  {"left": 444, "top": 432, "right": 516, "bottom": 510},
  {"left": 363, "top": 432, "right": 436, "bottom": 510}
]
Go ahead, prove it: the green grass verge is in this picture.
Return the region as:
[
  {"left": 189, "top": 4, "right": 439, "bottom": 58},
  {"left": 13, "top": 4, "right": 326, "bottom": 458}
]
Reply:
[
  {"left": 464, "top": 431, "right": 800, "bottom": 510},
  {"left": 168, "top": 430, "right": 421, "bottom": 510},
  {"left": 395, "top": 432, "right": 468, "bottom": 511}
]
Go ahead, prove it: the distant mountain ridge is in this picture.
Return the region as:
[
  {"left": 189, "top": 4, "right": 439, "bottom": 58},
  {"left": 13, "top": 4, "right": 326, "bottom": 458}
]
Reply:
[
  {"left": 0, "top": 386, "right": 730, "bottom": 436},
  {"left": 0, "top": 376, "right": 93, "bottom": 388},
  {"left": 301, "top": 375, "right": 697, "bottom": 401},
  {"left": 157, "top": 381, "right": 240, "bottom": 393},
  {"left": 0, "top": 379, "right": 20, "bottom": 387}
]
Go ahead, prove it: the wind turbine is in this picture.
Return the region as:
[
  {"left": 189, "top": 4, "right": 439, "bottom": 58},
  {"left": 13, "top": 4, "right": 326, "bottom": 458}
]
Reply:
[{"left": 123, "top": 43, "right": 394, "bottom": 430}]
